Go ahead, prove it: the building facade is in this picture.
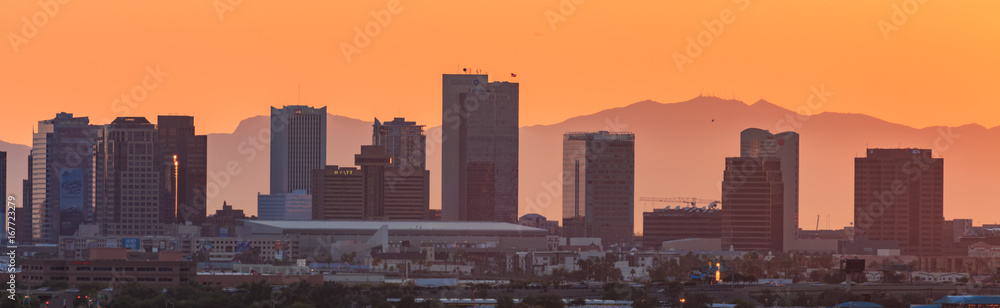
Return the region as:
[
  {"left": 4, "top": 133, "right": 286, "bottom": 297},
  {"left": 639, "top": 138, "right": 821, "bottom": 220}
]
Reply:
[
  {"left": 258, "top": 190, "right": 312, "bottom": 221},
  {"left": 854, "top": 148, "right": 944, "bottom": 256},
  {"left": 157, "top": 115, "right": 208, "bottom": 225},
  {"left": 721, "top": 157, "right": 784, "bottom": 252},
  {"left": 441, "top": 74, "right": 518, "bottom": 223},
  {"left": 21, "top": 249, "right": 196, "bottom": 287},
  {"left": 312, "top": 146, "right": 428, "bottom": 221},
  {"left": 643, "top": 207, "right": 722, "bottom": 249},
  {"left": 270, "top": 105, "right": 327, "bottom": 195},
  {"left": 373, "top": 117, "right": 426, "bottom": 170},
  {"left": 94, "top": 117, "right": 167, "bottom": 236},
  {"left": 561, "top": 131, "right": 635, "bottom": 246},
  {"left": 740, "top": 128, "right": 798, "bottom": 251},
  {"left": 30, "top": 113, "right": 99, "bottom": 243}
]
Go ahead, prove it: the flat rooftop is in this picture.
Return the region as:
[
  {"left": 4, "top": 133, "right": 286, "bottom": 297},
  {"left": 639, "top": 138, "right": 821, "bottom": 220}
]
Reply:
[{"left": 245, "top": 220, "right": 546, "bottom": 233}]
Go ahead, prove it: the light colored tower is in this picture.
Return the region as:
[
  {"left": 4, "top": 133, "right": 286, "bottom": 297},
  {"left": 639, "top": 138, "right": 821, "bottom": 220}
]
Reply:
[{"left": 270, "top": 105, "right": 327, "bottom": 194}]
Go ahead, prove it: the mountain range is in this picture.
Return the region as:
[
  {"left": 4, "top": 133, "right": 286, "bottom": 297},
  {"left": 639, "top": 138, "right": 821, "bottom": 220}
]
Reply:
[{"left": 3, "top": 96, "right": 999, "bottom": 232}]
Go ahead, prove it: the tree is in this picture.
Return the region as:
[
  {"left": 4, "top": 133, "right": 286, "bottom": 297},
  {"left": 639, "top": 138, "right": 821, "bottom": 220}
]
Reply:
[
  {"left": 685, "top": 292, "right": 715, "bottom": 308},
  {"left": 534, "top": 293, "right": 565, "bottom": 308},
  {"left": 816, "top": 288, "right": 860, "bottom": 307},
  {"left": 732, "top": 299, "right": 755, "bottom": 308},
  {"left": 568, "top": 298, "right": 587, "bottom": 306},
  {"left": 399, "top": 294, "right": 417, "bottom": 308},
  {"left": 497, "top": 296, "right": 516, "bottom": 308}
]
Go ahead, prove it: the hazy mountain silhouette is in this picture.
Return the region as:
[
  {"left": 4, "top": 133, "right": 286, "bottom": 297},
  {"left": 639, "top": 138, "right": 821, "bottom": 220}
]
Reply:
[{"left": 2, "top": 96, "right": 997, "bottom": 232}]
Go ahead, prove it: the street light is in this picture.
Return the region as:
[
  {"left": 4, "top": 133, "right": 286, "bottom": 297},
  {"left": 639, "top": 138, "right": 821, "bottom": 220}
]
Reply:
[{"left": 680, "top": 298, "right": 685, "bottom": 308}]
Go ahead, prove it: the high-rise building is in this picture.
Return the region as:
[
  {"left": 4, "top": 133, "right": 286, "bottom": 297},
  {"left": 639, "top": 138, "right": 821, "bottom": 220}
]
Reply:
[
  {"left": 312, "top": 146, "right": 428, "bottom": 221},
  {"left": 739, "top": 128, "right": 798, "bottom": 251},
  {"left": 94, "top": 117, "right": 166, "bottom": 236},
  {"left": 373, "top": 117, "right": 426, "bottom": 170},
  {"left": 312, "top": 166, "right": 363, "bottom": 220},
  {"left": 561, "top": 131, "right": 635, "bottom": 246},
  {"left": 157, "top": 115, "right": 208, "bottom": 225},
  {"left": 30, "top": 113, "right": 99, "bottom": 243},
  {"left": 441, "top": 74, "right": 518, "bottom": 223},
  {"left": 257, "top": 190, "right": 312, "bottom": 221},
  {"left": 721, "top": 157, "right": 784, "bottom": 252},
  {"left": 270, "top": 105, "right": 327, "bottom": 195},
  {"left": 854, "top": 148, "right": 943, "bottom": 256},
  {"left": 20, "top": 178, "right": 31, "bottom": 244}
]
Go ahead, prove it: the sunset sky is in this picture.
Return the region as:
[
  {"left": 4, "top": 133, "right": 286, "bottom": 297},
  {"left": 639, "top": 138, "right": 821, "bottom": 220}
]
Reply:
[{"left": 2, "top": 0, "right": 998, "bottom": 146}]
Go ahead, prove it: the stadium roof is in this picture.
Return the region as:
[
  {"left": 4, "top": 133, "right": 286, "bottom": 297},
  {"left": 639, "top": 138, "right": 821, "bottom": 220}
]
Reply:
[{"left": 244, "top": 220, "right": 547, "bottom": 233}]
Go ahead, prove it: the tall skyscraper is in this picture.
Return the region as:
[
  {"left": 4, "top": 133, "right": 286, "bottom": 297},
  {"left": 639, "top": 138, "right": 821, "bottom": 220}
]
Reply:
[
  {"left": 854, "top": 148, "right": 943, "bottom": 256},
  {"left": 562, "top": 131, "right": 635, "bottom": 246},
  {"left": 270, "top": 105, "right": 327, "bottom": 195},
  {"left": 740, "top": 128, "right": 799, "bottom": 251},
  {"left": 441, "top": 74, "right": 518, "bottom": 223},
  {"left": 373, "top": 117, "right": 426, "bottom": 170},
  {"left": 157, "top": 115, "right": 208, "bottom": 225},
  {"left": 721, "top": 157, "right": 784, "bottom": 252},
  {"left": 30, "top": 113, "right": 98, "bottom": 243},
  {"left": 93, "top": 117, "right": 165, "bottom": 236}
]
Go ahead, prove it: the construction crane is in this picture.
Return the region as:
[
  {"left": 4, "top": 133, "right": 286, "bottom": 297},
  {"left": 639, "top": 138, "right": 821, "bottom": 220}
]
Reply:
[{"left": 639, "top": 197, "right": 721, "bottom": 211}]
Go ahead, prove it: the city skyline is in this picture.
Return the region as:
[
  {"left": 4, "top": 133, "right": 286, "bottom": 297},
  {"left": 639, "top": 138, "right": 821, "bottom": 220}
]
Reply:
[
  {"left": 2, "top": 96, "right": 996, "bottom": 234},
  {"left": 2, "top": 1, "right": 999, "bottom": 148}
]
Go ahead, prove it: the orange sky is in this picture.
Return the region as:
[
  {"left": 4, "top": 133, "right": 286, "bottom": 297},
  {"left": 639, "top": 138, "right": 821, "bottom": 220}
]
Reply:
[{"left": 2, "top": 0, "right": 998, "bottom": 143}]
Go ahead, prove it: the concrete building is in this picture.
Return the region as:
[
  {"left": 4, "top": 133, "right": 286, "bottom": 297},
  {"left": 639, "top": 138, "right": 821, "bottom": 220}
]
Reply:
[
  {"left": 562, "top": 131, "right": 635, "bottom": 246},
  {"left": 203, "top": 201, "right": 251, "bottom": 237},
  {"left": 721, "top": 157, "right": 784, "bottom": 252},
  {"left": 518, "top": 214, "right": 560, "bottom": 235},
  {"left": 643, "top": 206, "right": 721, "bottom": 249},
  {"left": 30, "top": 113, "right": 99, "bottom": 243},
  {"left": 739, "top": 128, "right": 798, "bottom": 251},
  {"left": 270, "top": 105, "right": 326, "bottom": 195},
  {"left": 441, "top": 74, "right": 518, "bottom": 223},
  {"left": 157, "top": 115, "right": 208, "bottom": 225},
  {"left": 257, "top": 190, "right": 312, "bottom": 221},
  {"left": 312, "top": 166, "right": 363, "bottom": 220},
  {"left": 21, "top": 248, "right": 196, "bottom": 287},
  {"left": 94, "top": 117, "right": 168, "bottom": 236},
  {"left": 854, "top": 148, "right": 944, "bottom": 256},
  {"left": 312, "top": 146, "right": 428, "bottom": 221}
]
